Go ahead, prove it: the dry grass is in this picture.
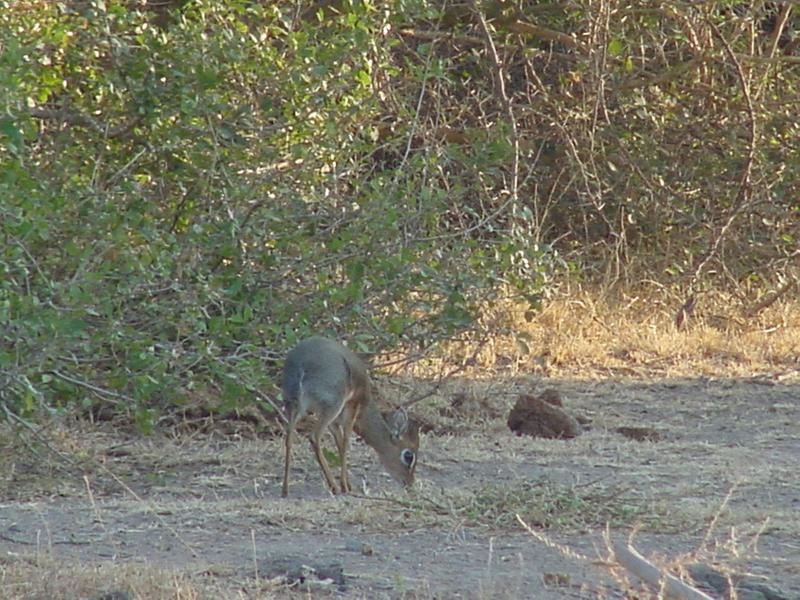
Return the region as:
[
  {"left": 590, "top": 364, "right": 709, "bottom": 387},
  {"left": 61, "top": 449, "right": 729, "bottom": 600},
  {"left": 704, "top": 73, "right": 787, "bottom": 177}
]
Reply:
[
  {"left": 0, "top": 555, "right": 208, "bottom": 600},
  {"left": 0, "top": 553, "right": 344, "bottom": 600},
  {"left": 0, "top": 556, "right": 310, "bottom": 600},
  {"left": 391, "top": 288, "right": 800, "bottom": 380}
]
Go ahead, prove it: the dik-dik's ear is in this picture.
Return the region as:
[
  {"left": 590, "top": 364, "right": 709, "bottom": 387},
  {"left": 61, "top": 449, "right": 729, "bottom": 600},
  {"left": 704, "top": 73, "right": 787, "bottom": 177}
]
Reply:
[{"left": 386, "top": 407, "right": 410, "bottom": 438}]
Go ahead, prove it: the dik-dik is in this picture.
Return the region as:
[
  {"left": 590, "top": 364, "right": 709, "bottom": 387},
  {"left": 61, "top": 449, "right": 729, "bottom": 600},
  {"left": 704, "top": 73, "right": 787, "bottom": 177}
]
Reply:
[{"left": 281, "top": 336, "right": 420, "bottom": 497}]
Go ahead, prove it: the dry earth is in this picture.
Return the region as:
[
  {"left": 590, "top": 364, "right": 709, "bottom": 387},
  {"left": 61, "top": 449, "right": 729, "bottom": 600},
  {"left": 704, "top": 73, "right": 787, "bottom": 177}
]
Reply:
[{"left": 2, "top": 376, "right": 799, "bottom": 599}]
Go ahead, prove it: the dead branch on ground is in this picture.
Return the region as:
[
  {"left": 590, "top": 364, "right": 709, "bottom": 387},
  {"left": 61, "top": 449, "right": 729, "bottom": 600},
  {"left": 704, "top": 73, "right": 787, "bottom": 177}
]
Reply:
[{"left": 608, "top": 539, "right": 714, "bottom": 600}]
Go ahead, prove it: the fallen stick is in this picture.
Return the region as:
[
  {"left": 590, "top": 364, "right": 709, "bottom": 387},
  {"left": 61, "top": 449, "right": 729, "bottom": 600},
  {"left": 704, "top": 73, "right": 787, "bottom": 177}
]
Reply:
[{"left": 610, "top": 541, "right": 713, "bottom": 600}]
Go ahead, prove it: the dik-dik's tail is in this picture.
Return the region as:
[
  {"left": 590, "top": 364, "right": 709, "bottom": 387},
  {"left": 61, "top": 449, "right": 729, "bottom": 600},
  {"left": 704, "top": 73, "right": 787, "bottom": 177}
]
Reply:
[{"left": 281, "top": 362, "right": 305, "bottom": 421}]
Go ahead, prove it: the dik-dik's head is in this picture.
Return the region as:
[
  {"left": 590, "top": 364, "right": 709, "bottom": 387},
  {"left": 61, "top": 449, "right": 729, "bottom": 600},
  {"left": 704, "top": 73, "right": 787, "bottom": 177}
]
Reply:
[{"left": 380, "top": 408, "right": 420, "bottom": 487}]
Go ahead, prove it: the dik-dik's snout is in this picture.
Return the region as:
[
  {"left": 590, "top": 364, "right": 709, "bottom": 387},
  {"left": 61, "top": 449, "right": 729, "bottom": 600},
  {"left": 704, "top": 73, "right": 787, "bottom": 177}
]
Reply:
[{"left": 378, "top": 443, "right": 418, "bottom": 488}]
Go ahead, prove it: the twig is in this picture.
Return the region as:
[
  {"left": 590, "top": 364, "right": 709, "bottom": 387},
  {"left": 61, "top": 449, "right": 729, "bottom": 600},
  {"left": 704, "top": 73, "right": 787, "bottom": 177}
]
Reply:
[
  {"left": 104, "top": 146, "right": 147, "bottom": 188},
  {"left": 0, "top": 531, "right": 92, "bottom": 546},
  {"left": 249, "top": 387, "right": 287, "bottom": 425},
  {"left": 609, "top": 538, "right": 713, "bottom": 600},
  {"left": 394, "top": 2, "right": 448, "bottom": 180},
  {"left": 401, "top": 332, "right": 491, "bottom": 409},
  {"left": 30, "top": 107, "right": 140, "bottom": 139},
  {"left": 502, "top": 18, "right": 588, "bottom": 54},
  {"left": 475, "top": 5, "right": 520, "bottom": 209},
  {"left": 755, "top": 4, "right": 793, "bottom": 100},
  {"left": 699, "top": 481, "right": 738, "bottom": 553},
  {"left": 516, "top": 514, "right": 592, "bottom": 563},
  {"left": 743, "top": 277, "right": 797, "bottom": 318},
  {"left": 50, "top": 370, "right": 130, "bottom": 405},
  {"left": 400, "top": 28, "right": 506, "bottom": 49},
  {"left": 687, "top": 20, "right": 758, "bottom": 293},
  {"left": 415, "top": 186, "right": 518, "bottom": 243},
  {"left": 0, "top": 401, "right": 82, "bottom": 469},
  {"left": 208, "top": 359, "right": 287, "bottom": 425},
  {"left": 0, "top": 532, "right": 35, "bottom": 546},
  {"left": 0, "top": 400, "right": 37, "bottom": 433}
]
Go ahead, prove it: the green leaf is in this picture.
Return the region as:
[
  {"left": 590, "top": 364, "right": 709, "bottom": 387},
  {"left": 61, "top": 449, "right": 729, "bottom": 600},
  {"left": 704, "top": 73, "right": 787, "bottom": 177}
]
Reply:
[
  {"left": 355, "top": 69, "right": 371, "bottom": 87},
  {"left": 322, "top": 448, "right": 341, "bottom": 467},
  {"left": 608, "top": 38, "right": 625, "bottom": 57},
  {"left": 0, "top": 118, "right": 24, "bottom": 154}
]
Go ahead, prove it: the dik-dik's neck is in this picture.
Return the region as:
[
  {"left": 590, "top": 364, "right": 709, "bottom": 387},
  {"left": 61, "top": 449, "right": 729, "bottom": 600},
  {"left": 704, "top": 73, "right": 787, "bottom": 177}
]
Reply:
[{"left": 353, "top": 400, "right": 392, "bottom": 452}]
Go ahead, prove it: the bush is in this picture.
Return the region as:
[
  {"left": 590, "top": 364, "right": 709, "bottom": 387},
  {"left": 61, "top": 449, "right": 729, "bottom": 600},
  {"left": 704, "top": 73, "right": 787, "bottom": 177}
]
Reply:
[
  {"left": 0, "top": 1, "right": 553, "bottom": 424},
  {"left": 2, "top": 1, "right": 796, "bottom": 424}
]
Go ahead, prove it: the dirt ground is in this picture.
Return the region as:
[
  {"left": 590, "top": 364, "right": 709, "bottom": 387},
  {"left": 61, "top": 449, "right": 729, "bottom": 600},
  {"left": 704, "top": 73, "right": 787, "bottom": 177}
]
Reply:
[{"left": 2, "top": 375, "right": 799, "bottom": 599}]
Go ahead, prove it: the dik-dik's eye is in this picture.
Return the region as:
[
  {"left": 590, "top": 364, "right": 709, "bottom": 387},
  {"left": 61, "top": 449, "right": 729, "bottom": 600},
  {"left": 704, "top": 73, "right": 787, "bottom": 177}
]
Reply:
[{"left": 400, "top": 449, "right": 416, "bottom": 469}]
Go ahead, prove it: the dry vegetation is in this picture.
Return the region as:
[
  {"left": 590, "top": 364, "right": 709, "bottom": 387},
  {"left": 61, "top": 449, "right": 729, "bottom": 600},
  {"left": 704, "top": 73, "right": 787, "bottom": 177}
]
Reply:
[
  {"left": 2, "top": 290, "right": 799, "bottom": 599},
  {"left": 396, "top": 287, "right": 800, "bottom": 381},
  {"left": 0, "top": 559, "right": 212, "bottom": 600}
]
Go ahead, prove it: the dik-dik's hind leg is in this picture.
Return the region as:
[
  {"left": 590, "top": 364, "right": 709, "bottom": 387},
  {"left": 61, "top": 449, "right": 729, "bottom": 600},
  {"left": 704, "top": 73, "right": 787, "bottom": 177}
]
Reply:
[
  {"left": 310, "top": 415, "right": 342, "bottom": 494},
  {"left": 340, "top": 405, "right": 361, "bottom": 493},
  {"left": 329, "top": 404, "right": 360, "bottom": 493},
  {"left": 329, "top": 423, "right": 347, "bottom": 492},
  {"left": 282, "top": 412, "right": 302, "bottom": 498}
]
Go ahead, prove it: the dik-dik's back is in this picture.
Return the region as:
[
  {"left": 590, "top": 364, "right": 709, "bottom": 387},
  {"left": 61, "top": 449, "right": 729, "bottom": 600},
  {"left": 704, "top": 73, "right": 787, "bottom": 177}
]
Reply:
[
  {"left": 282, "top": 336, "right": 369, "bottom": 421},
  {"left": 281, "top": 336, "right": 419, "bottom": 496}
]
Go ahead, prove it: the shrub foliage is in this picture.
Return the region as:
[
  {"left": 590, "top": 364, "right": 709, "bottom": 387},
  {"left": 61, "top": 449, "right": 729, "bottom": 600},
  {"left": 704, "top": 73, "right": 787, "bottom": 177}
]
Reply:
[{"left": 1, "top": 1, "right": 797, "bottom": 421}]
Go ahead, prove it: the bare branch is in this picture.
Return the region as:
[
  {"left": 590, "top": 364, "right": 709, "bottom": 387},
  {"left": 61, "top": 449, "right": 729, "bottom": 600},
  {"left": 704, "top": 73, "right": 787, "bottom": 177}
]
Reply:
[
  {"left": 30, "top": 107, "right": 140, "bottom": 139},
  {"left": 610, "top": 541, "right": 714, "bottom": 600},
  {"left": 686, "top": 20, "right": 758, "bottom": 292}
]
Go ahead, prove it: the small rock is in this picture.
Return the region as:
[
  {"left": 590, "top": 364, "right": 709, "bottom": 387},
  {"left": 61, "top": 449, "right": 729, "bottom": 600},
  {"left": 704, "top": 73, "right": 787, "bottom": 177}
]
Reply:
[
  {"left": 345, "top": 539, "right": 374, "bottom": 556},
  {"left": 687, "top": 563, "right": 790, "bottom": 600},
  {"left": 616, "top": 426, "right": 663, "bottom": 442},
  {"left": 93, "top": 592, "right": 132, "bottom": 600},
  {"left": 542, "top": 572, "right": 571, "bottom": 587},
  {"left": 261, "top": 557, "right": 346, "bottom": 592}
]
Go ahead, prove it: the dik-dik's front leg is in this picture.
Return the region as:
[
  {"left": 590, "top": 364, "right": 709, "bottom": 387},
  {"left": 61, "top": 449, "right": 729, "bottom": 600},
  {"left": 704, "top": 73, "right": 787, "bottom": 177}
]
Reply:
[
  {"left": 310, "top": 418, "right": 342, "bottom": 494},
  {"left": 330, "top": 405, "right": 360, "bottom": 493}
]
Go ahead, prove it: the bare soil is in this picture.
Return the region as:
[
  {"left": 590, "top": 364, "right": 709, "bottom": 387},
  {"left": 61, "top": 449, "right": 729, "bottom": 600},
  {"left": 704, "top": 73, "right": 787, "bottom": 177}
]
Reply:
[{"left": 2, "top": 376, "right": 799, "bottom": 599}]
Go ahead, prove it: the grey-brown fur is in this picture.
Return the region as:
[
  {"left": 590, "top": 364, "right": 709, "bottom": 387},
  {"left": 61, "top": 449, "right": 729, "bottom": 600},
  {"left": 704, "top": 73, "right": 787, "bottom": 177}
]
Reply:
[{"left": 281, "top": 336, "right": 419, "bottom": 497}]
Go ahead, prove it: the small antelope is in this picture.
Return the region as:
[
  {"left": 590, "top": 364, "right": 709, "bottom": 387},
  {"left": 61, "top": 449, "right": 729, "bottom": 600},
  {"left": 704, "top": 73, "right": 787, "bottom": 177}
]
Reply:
[{"left": 281, "top": 336, "right": 419, "bottom": 497}]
